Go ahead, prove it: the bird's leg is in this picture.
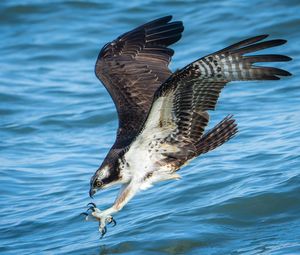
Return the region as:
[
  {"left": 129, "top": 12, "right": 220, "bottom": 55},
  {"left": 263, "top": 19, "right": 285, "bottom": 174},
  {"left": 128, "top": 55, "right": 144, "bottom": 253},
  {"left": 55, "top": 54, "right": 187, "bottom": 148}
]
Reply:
[{"left": 84, "top": 182, "right": 139, "bottom": 238}]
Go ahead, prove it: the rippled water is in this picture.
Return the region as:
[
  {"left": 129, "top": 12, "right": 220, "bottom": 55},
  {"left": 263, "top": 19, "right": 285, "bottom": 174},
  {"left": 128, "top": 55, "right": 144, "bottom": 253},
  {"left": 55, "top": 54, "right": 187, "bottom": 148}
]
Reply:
[{"left": 1, "top": 1, "right": 300, "bottom": 254}]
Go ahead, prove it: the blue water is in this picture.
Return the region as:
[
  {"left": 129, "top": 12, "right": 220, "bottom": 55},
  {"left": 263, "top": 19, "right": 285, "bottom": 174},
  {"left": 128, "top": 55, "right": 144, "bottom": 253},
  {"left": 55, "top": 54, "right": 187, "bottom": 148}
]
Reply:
[{"left": 1, "top": 1, "right": 300, "bottom": 254}]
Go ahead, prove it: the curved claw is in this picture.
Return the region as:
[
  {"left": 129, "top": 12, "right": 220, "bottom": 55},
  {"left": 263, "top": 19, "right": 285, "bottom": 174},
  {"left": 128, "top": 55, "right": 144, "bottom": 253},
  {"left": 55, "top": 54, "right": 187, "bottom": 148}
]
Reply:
[
  {"left": 87, "top": 202, "right": 97, "bottom": 208},
  {"left": 80, "top": 212, "right": 89, "bottom": 221},
  {"left": 86, "top": 206, "right": 95, "bottom": 213},
  {"left": 100, "top": 226, "right": 107, "bottom": 239},
  {"left": 108, "top": 218, "right": 117, "bottom": 227}
]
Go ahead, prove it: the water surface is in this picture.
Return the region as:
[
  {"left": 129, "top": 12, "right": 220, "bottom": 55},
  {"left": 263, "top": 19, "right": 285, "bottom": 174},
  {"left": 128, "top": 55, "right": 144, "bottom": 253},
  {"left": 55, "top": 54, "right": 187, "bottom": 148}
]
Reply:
[{"left": 1, "top": 1, "right": 300, "bottom": 254}]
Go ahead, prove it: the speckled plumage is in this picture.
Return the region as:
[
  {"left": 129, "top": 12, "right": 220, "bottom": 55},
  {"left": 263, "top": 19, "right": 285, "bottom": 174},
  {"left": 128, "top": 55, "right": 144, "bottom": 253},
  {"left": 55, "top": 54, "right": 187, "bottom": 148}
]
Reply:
[{"left": 85, "top": 16, "right": 291, "bottom": 237}]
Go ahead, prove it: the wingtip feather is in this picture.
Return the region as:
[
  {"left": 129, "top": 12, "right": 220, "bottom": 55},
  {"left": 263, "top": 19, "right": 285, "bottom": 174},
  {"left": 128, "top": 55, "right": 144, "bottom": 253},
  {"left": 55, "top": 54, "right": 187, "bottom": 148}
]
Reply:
[{"left": 253, "top": 34, "right": 269, "bottom": 41}]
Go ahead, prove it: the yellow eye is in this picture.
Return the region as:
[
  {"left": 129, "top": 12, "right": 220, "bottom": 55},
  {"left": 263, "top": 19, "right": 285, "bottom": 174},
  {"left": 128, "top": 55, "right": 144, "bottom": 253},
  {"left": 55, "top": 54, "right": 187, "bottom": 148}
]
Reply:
[{"left": 96, "top": 180, "right": 103, "bottom": 187}]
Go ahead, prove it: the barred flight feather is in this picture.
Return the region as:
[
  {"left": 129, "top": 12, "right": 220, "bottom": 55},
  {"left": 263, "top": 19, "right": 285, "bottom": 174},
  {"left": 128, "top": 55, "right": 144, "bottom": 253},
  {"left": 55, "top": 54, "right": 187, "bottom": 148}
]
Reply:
[
  {"left": 147, "top": 34, "right": 291, "bottom": 168},
  {"left": 89, "top": 17, "right": 292, "bottom": 237}
]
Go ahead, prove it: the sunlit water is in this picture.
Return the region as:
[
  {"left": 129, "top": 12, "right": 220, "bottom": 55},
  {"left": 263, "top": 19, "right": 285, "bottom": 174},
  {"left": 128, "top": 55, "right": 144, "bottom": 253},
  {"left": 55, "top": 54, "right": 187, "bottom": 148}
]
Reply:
[{"left": 1, "top": 1, "right": 300, "bottom": 254}]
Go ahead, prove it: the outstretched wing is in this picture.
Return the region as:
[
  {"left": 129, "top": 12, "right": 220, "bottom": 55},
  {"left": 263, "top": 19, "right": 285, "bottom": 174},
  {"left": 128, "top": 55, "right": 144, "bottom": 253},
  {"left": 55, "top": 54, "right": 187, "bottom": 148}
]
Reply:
[
  {"left": 131, "top": 35, "right": 291, "bottom": 166},
  {"left": 95, "top": 16, "right": 184, "bottom": 148}
]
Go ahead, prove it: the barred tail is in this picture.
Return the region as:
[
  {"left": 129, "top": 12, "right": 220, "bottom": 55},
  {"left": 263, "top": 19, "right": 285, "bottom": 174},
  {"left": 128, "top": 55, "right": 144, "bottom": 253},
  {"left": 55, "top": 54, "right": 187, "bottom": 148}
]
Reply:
[{"left": 197, "top": 115, "right": 238, "bottom": 155}]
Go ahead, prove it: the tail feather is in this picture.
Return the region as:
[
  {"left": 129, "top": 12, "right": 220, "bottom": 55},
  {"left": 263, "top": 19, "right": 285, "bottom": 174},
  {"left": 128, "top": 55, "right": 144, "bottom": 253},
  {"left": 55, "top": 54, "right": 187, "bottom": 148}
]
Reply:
[{"left": 197, "top": 115, "right": 238, "bottom": 154}]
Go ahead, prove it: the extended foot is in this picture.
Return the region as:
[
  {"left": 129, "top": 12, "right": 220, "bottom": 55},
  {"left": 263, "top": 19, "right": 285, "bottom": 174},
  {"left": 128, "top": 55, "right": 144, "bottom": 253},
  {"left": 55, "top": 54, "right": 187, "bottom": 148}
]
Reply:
[{"left": 81, "top": 202, "right": 116, "bottom": 238}]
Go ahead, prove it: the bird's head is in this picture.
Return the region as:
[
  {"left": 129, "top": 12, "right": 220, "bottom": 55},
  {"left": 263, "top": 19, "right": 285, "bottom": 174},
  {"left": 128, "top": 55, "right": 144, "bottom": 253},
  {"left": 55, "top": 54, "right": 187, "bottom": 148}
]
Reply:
[{"left": 89, "top": 163, "right": 120, "bottom": 197}]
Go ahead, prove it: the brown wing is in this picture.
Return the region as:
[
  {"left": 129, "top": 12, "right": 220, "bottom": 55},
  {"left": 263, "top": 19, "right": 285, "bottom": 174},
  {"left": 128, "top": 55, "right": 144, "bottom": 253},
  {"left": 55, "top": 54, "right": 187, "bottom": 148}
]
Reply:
[
  {"left": 95, "top": 16, "right": 184, "bottom": 148},
  {"left": 155, "top": 34, "right": 291, "bottom": 143},
  {"left": 134, "top": 35, "right": 291, "bottom": 167}
]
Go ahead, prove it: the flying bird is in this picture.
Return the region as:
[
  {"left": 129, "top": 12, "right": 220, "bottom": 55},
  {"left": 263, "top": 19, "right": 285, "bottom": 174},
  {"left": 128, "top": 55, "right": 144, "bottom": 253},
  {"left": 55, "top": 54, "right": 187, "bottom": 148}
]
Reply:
[{"left": 82, "top": 16, "right": 291, "bottom": 237}]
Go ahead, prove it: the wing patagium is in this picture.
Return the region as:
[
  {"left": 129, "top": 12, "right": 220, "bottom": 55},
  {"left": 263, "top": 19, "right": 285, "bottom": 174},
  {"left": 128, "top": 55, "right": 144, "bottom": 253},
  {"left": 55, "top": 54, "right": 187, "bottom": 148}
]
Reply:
[
  {"left": 87, "top": 17, "right": 292, "bottom": 238},
  {"left": 95, "top": 16, "right": 184, "bottom": 148},
  {"left": 138, "top": 35, "right": 291, "bottom": 164}
]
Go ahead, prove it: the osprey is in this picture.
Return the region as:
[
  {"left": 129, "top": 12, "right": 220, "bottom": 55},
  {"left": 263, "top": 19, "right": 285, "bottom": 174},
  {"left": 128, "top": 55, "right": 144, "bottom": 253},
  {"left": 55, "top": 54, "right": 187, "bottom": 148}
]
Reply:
[{"left": 82, "top": 16, "right": 291, "bottom": 237}]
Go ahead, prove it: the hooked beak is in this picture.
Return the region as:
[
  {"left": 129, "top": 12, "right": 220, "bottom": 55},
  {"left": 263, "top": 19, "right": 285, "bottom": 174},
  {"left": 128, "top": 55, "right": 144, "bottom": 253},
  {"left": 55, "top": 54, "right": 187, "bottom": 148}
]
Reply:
[{"left": 89, "top": 187, "right": 97, "bottom": 198}]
